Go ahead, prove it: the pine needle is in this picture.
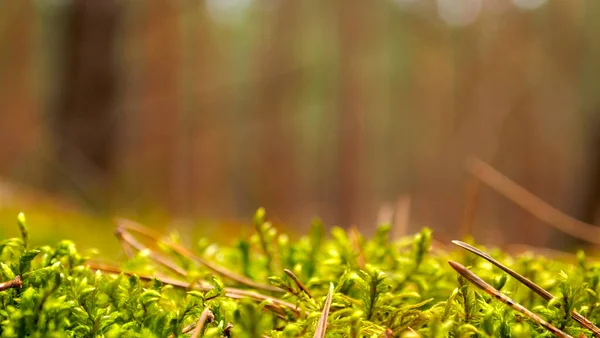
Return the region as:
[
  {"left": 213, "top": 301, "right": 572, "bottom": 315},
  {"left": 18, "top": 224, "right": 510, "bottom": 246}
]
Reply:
[
  {"left": 314, "top": 283, "right": 334, "bottom": 338},
  {"left": 284, "top": 269, "right": 313, "bottom": 298},
  {"left": 448, "top": 260, "right": 572, "bottom": 338},
  {"left": 452, "top": 240, "right": 600, "bottom": 337},
  {"left": 190, "top": 308, "right": 214, "bottom": 338}
]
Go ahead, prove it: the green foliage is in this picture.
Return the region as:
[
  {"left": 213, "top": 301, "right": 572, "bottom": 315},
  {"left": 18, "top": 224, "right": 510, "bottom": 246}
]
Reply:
[{"left": 0, "top": 211, "right": 600, "bottom": 337}]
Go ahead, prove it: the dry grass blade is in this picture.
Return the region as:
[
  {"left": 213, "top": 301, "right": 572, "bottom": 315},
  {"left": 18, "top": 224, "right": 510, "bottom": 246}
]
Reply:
[
  {"left": 448, "top": 260, "right": 573, "bottom": 338},
  {"left": 115, "top": 218, "right": 281, "bottom": 293},
  {"left": 465, "top": 156, "right": 600, "bottom": 244},
  {"left": 284, "top": 269, "right": 313, "bottom": 298},
  {"left": 452, "top": 240, "right": 600, "bottom": 337},
  {"left": 190, "top": 308, "right": 214, "bottom": 338},
  {"left": 314, "top": 283, "right": 334, "bottom": 338}
]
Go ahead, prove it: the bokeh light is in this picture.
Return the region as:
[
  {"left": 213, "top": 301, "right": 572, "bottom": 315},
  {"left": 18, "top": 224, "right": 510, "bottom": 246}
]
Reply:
[
  {"left": 393, "top": 0, "right": 421, "bottom": 8},
  {"left": 511, "top": 0, "right": 549, "bottom": 11},
  {"left": 436, "top": 0, "right": 483, "bottom": 27},
  {"left": 205, "top": 0, "right": 253, "bottom": 24}
]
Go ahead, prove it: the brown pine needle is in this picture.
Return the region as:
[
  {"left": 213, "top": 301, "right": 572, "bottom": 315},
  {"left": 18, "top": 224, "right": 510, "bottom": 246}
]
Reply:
[
  {"left": 284, "top": 269, "right": 313, "bottom": 298},
  {"left": 452, "top": 240, "right": 600, "bottom": 337},
  {"left": 86, "top": 262, "right": 308, "bottom": 317},
  {"left": 0, "top": 276, "right": 22, "bottom": 292},
  {"left": 115, "top": 228, "right": 188, "bottom": 278},
  {"left": 86, "top": 261, "right": 211, "bottom": 289},
  {"left": 448, "top": 260, "right": 572, "bottom": 338},
  {"left": 453, "top": 241, "right": 552, "bottom": 298},
  {"left": 314, "top": 283, "right": 334, "bottom": 338},
  {"left": 465, "top": 156, "right": 600, "bottom": 244},
  {"left": 190, "top": 308, "right": 214, "bottom": 338},
  {"left": 115, "top": 218, "right": 281, "bottom": 293}
]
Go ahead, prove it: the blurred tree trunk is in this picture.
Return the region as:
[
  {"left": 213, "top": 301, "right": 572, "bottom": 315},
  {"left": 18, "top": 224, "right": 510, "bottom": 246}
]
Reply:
[
  {"left": 336, "top": 0, "right": 372, "bottom": 228},
  {"left": 187, "top": 2, "right": 232, "bottom": 221},
  {"left": 471, "top": 11, "right": 551, "bottom": 246},
  {"left": 251, "top": 1, "right": 302, "bottom": 222},
  {"left": 406, "top": 13, "right": 457, "bottom": 239},
  {"left": 0, "top": 1, "right": 38, "bottom": 178},
  {"left": 127, "top": 1, "right": 180, "bottom": 214},
  {"left": 49, "top": 0, "right": 120, "bottom": 211},
  {"left": 541, "top": 0, "right": 594, "bottom": 249},
  {"left": 581, "top": 0, "right": 600, "bottom": 229}
]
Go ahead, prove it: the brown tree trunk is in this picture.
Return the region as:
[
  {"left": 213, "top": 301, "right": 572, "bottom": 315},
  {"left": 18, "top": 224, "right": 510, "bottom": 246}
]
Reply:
[
  {"left": 50, "top": 0, "right": 120, "bottom": 210},
  {"left": 336, "top": 0, "right": 372, "bottom": 228},
  {"left": 251, "top": 1, "right": 302, "bottom": 222},
  {"left": 0, "top": 1, "right": 38, "bottom": 178}
]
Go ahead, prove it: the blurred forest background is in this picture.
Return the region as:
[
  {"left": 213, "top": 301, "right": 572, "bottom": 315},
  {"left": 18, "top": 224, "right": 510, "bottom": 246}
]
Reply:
[{"left": 1, "top": 0, "right": 600, "bottom": 252}]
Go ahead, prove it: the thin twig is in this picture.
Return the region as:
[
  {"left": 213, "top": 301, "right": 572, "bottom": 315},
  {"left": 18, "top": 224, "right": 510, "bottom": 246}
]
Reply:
[
  {"left": 452, "top": 240, "right": 600, "bottom": 337},
  {"left": 465, "top": 156, "right": 600, "bottom": 244},
  {"left": 284, "top": 269, "right": 313, "bottom": 298},
  {"left": 190, "top": 308, "right": 214, "bottom": 338},
  {"left": 115, "top": 219, "right": 281, "bottom": 292},
  {"left": 313, "top": 283, "right": 334, "bottom": 338},
  {"left": 448, "top": 260, "right": 572, "bottom": 338},
  {"left": 0, "top": 276, "right": 22, "bottom": 291}
]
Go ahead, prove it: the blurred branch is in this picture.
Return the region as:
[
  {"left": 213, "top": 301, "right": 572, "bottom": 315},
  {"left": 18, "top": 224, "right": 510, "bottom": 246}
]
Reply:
[{"left": 465, "top": 156, "right": 600, "bottom": 244}]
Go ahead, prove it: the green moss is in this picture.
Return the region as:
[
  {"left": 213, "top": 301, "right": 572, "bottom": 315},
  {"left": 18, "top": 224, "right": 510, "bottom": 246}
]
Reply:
[{"left": 0, "top": 210, "right": 598, "bottom": 337}]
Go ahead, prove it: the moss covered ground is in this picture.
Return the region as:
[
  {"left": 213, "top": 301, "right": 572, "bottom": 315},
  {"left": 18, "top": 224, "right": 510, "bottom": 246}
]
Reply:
[{"left": 1, "top": 209, "right": 599, "bottom": 337}]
